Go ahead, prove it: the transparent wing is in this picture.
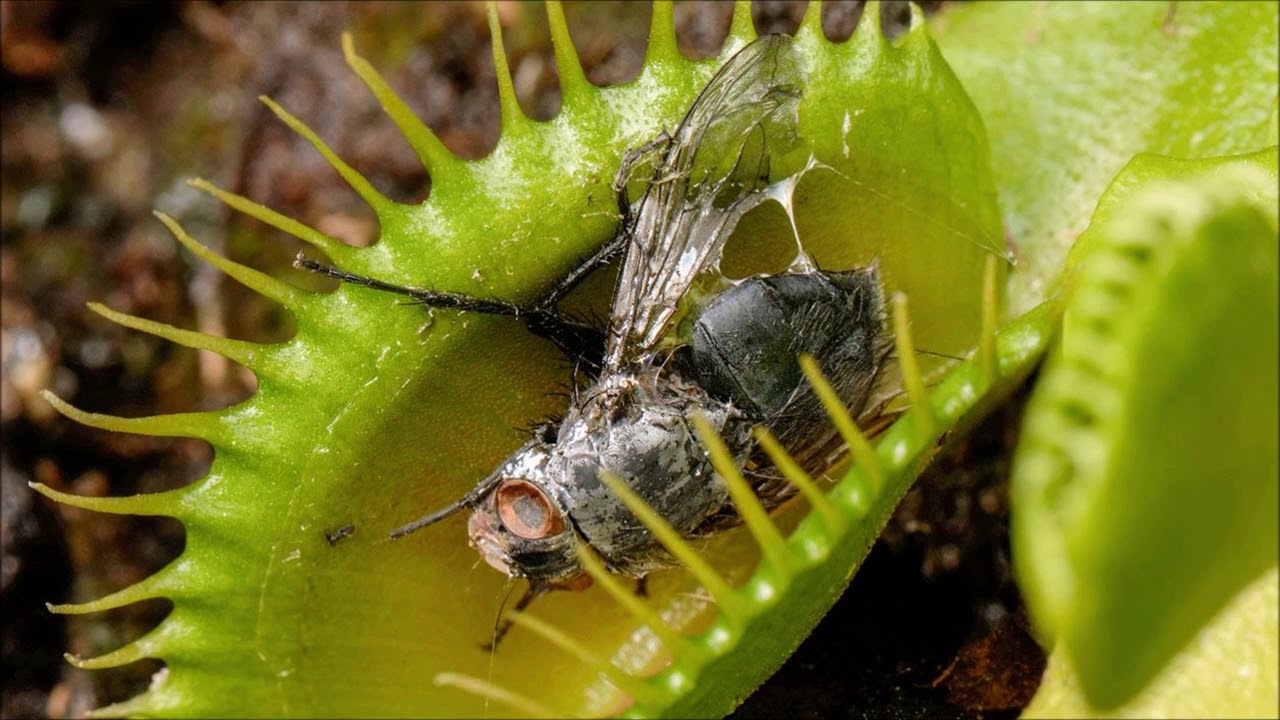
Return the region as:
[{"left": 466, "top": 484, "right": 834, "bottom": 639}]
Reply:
[{"left": 604, "top": 34, "right": 804, "bottom": 369}]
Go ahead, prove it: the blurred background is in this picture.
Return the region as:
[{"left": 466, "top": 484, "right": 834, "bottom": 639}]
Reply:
[{"left": 2, "top": 2, "right": 1041, "bottom": 718}]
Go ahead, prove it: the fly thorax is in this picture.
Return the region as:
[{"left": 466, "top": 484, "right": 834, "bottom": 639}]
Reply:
[{"left": 546, "top": 368, "right": 751, "bottom": 576}]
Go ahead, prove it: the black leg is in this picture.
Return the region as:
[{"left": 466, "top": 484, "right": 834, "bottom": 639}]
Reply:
[
  {"left": 533, "top": 233, "right": 627, "bottom": 310},
  {"left": 613, "top": 130, "right": 672, "bottom": 227},
  {"left": 529, "top": 133, "right": 670, "bottom": 311},
  {"left": 482, "top": 583, "right": 546, "bottom": 652},
  {"left": 296, "top": 254, "right": 604, "bottom": 365},
  {"left": 296, "top": 256, "right": 532, "bottom": 316}
]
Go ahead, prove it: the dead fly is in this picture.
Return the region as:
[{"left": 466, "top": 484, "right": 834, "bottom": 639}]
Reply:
[{"left": 299, "top": 34, "right": 890, "bottom": 618}]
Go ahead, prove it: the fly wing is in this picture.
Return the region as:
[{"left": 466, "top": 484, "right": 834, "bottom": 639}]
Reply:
[{"left": 604, "top": 34, "right": 803, "bottom": 369}]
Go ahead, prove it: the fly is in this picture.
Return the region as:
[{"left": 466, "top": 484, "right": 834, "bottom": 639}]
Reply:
[{"left": 298, "top": 34, "right": 891, "bottom": 602}]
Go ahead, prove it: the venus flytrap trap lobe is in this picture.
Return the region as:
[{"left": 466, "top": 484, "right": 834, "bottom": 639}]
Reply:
[
  {"left": 35, "top": 1, "right": 1026, "bottom": 717},
  {"left": 1012, "top": 150, "right": 1279, "bottom": 713},
  {"left": 434, "top": 265, "right": 1046, "bottom": 719}
]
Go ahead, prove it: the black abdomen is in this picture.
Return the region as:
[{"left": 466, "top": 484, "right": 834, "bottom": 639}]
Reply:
[{"left": 687, "top": 267, "right": 886, "bottom": 435}]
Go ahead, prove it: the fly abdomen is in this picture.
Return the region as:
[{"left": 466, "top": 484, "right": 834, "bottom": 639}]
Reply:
[{"left": 688, "top": 266, "right": 886, "bottom": 427}]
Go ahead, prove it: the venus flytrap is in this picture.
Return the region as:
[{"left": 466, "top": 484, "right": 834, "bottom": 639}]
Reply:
[{"left": 34, "top": 1, "right": 1079, "bottom": 717}]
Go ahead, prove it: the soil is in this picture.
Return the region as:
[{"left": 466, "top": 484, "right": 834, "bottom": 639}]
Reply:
[{"left": 1, "top": 2, "right": 1041, "bottom": 718}]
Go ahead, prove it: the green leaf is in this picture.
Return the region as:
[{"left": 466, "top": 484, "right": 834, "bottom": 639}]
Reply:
[
  {"left": 1024, "top": 566, "right": 1279, "bottom": 719},
  {"left": 1010, "top": 148, "right": 1279, "bottom": 709},
  {"left": 932, "top": 1, "right": 1280, "bottom": 315}
]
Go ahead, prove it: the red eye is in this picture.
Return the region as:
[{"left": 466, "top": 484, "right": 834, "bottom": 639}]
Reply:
[{"left": 495, "top": 479, "right": 564, "bottom": 540}]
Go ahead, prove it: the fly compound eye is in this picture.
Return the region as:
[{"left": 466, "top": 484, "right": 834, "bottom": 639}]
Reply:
[{"left": 495, "top": 479, "right": 564, "bottom": 540}]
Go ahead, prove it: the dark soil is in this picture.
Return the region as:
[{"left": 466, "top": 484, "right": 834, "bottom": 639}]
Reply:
[{"left": 1, "top": 2, "right": 1040, "bottom": 718}]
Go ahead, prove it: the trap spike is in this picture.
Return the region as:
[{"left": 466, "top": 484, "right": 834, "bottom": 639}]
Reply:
[
  {"left": 29, "top": 480, "right": 185, "bottom": 518},
  {"left": 486, "top": 2, "right": 528, "bottom": 131},
  {"left": 48, "top": 566, "right": 178, "bottom": 615},
  {"left": 434, "top": 673, "right": 563, "bottom": 720},
  {"left": 799, "top": 0, "right": 824, "bottom": 40},
  {"left": 187, "top": 178, "right": 356, "bottom": 264},
  {"left": 727, "top": 0, "right": 757, "bottom": 47},
  {"left": 340, "top": 33, "right": 460, "bottom": 176},
  {"left": 892, "top": 292, "right": 937, "bottom": 441},
  {"left": 798, "top": 354, "right": 885, "bottom": 492},
  {"left": 597, "top": 471, "right": 746, "bottom": 619},
  {"left": 906, "top": 1, "right": 927, "bottom": 34},
  {"left": 545, "top": 1, "right": 591, "bottom": 104},
  {"left": 856, "top": 0, "right": 889, "bottom": 47},
  {"left": 154, "top": 211, "right": 304, "bottom": 311},
  {"left": 66, "top": 628, "right": 165, "bottom": 670},
  {"left": 690, "top": 413, "right": 792, "bottom": 579},
  {"left": 751, "top": 426, "right": 845, "bottom": 535},
  {"left": 979, "top": 254, "right": 1000, "bottom": 388},
  {"left": 41, "top": 389, "right": 225, "bottom": 445},
  {"left": 573, "top": 545, "right": 707, "bottom": 663},
  {"left": 87, "top": 302, "right": 258, "bottom": 368},
  {"left": 257, "top": 95, "right": 395, "bottom": 217},
  {"left": 644, "top": 1, "right": 679, "bottom": 67},
  {"left": 504, "top": 611, "right": 668, "bottom": 706}
]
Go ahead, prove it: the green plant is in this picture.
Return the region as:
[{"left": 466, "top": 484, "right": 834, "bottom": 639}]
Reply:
[{"left": 34, "top": 1, "right": 1278, "bottom": 718}]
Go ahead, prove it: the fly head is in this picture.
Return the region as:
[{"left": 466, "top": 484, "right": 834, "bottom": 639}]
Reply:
[{"left": 464, "top": 442, "right": 592, "bottom": 591}]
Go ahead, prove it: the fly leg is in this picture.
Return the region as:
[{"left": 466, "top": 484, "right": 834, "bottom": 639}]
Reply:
[
  {"left": 527, "top": 130, "right": 673, "bottom": 312},
  {"left": 481, "top": 582, "right": 547, "bottom": 652},
  {"left": 613, "top": 130, "right": 673, "bottom": 229},
  {"left": 295, "top": 255, "right": 603, "bottom": 365}
]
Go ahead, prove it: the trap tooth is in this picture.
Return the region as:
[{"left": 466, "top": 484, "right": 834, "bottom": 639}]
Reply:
[
  {"left": 799, "top": 0, "right": 825, "bottom": 40},
  {"left": 727, "top": 0, "right": 757, "bottom": 47},
  {"left": 187, "top": 179, "right": 356, "bottom": 265},
  {"left": 574, "top": 544, "right": 706, "bottom": 663},
  {"left": 857, "top": 0, "right": 889, "bottom": 49},
  {"left": 906, "top": 1, "right": 927, "bottom": 35},
  {"left": 597, "top": 471, "right": 746, "bottom": 620},
  {"left": 979, "top": 255, "right": 1001, "bottom": 388},
  {"left": 29, "top": 480, "right": 185, "bottom": 518},
  {"left": 643, "top": 1, "right": 680, "bottom": 68},
  {"left": 154, "top": 211, "right": 305, "bottom": 311},
  {"left": 545, "top": 1, "right": 592, "bottom": 106},
  {"left": 751, "top": 425, "right": 845, "bottom": 535},
  {"left": 434, "top": 673, "right": 561, "bottom": 720},
  {"left": 690, "top": 414, "right": 792, "bottom": 579},
  {"left": 65, "top": 623, "right": 171, "bottom": 670},
  {"left": 798, "top": 354, "right": 885, "bottom": 493},
  {"left": 486, "top": 2, "right": 529, "bottom": 132},
  {"left": 48, "top": 565, "right": 179, "bottom": 615},
  {"left": 257, "top": 95, "right": 395, "bottom": 218},
  {"left": 40, "top": 389, "right": 227, "bottom": 446},
  {"left": 87, "top": 302, "right": 259, "bottom": 369},
  {"left": 505, "top": 611, "right": 667, "bottom": 707},
  {"left": 341, "top": 32, "right": 460, "bottom": 178},
  {"left": 892, "top": 292, "right": 936, "bottom": 441}
]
